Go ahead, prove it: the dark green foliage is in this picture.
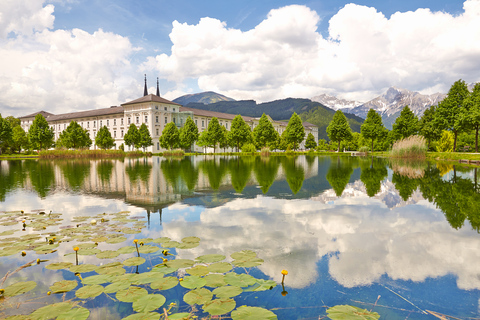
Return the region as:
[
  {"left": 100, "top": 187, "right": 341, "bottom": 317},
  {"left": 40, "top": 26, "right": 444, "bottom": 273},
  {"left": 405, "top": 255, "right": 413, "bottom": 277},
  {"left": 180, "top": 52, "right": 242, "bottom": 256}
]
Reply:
[
  {"left": 124, "top": 124, "right": 141, "bottom": 150},
  {"left": 57, "top": 121, "right": 92, "bottom": 149},
  {"left": 228, "top": 115, "right": 253, "bottom": 152},
  {"left": 281, "top": 156, "right": 305, "bottom": 194},
  {"left": 419, "top": 106, "right": 441, "bottom": 150},
  {"left": 138, "top": 123, "right": 153, "bottom": 151},
  {"left": 305, "top": 133, "right": 317, "bottom": 150},
  {"left": 360, "top": 158, "right": 388, "bottom": 197},
  {"left": 200, "top": 158, "right": 228, "bottom": 190},
  {"left": 435, "top": 79, "right": 470, "bottom": 151},
  {"left": 125, "top": 158, "right": 152, "bottom": 183},
  {"left": 179, "top": 117, "right": 199, "bottom": 152},
  {"left": 161, "top": 158, "right": 182, "bottom": 190},
  {"left": 28, "top": 114, "right": 54, "bottom": 151},
  {"left": 326, "top": 157, "right": 354, "bottom": 196},
  {"left": 58, "top": 160, "right": 91, "bottom": 191},
  {"left": 462, "top": 83, "right": 480, "bottom": 152},
  {"left": 97, "top": 160, "right": 114, "bottom": 183},
  {"left": 361, "top": 109, "right": 388, "bottom": 152},
  {"left": 253, "top": 157, "right": 280, "bottom": 194},
  {"left": 11, "top": 125, "right": 28, "bottom": 153},
  {"left": 160, "top": 123, "right": 179, "bottom": 150},
  {"left": 180, "top": 157, "right": 199, "bottom": 191},
  {"left": 253, "top": 114, "right": 277, "bottom": 149},
  {"left": 391, "top": 106, "right": 419, "bottom": 140},
  {"left": 283, "top": 112, "right": 305, "bottom": 151},
  {"left": 228, "top": 157, "right": 254, "bottom": 193},
  {"left": 24, "top": 160, "right": 55, "bottom": 198},
  {"left": 204, "top": 117, "right": 225, "bottom": 153},
  {"left": 327, "top": 110, "right": 352, "bottom": 152},
  {"left": 0, "top": 114, "right": 13, "bottom": 154},
  {"left": 95, "top": 126, "right": 114, "bottom": 150}
]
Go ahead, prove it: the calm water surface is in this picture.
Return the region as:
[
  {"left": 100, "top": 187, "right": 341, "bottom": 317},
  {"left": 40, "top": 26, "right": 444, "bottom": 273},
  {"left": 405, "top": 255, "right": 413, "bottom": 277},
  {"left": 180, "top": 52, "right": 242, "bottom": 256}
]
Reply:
[{"left": 1, "top": 155, "right": 479, "bottom": 319}]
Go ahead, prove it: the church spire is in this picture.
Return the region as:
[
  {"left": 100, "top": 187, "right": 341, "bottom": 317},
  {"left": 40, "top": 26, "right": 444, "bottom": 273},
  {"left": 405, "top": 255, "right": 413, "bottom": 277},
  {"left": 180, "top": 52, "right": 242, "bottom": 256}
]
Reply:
[
  {"left": 156, "top": 77, "right": 160, "bottom": 96},
  {"left": 143, "top": 74, "right": 148, "bottom": 96}
]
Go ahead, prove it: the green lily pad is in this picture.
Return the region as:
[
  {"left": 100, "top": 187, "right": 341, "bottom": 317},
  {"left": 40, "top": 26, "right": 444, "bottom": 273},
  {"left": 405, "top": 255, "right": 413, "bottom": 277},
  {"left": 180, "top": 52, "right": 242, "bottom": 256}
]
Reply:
[
  {"left": 57, "top": 307, "right": 90, "bottom": 320},
  {"left": 244, "top": 279, "right": 277, "bottom": 292},
  {"left": 232, "top": 257, "right": 264, "bottom": 268},
  {"left": 121, "top": 312, "right": 160, "bottom": 320},
  {"left": 116, "top": 286, "right": 148, "bottom": 303},
  {"left": 202, "top": 298, "right": 236, "bottom": 316},
  {"left": 150, "top": 277, "right": 178, "bottom": 290},
  {"left": 75, "top": 284, "right": 104, "bottom": 299},
  {"left": 82, "top": 274, "right": 115, "bottom": 285},
  {"left": 176, "top": 242, "right": 199, "bottom": 249},
  {"left": 212, "top": 285, "right": 243, "bottom": 298},
  {"left": 326, "top": 305, "right": 380, "bottom": 320},
  {"left": 30, "top": 302, "right": 73, "bottom": 320},
  {"left": 49, "top": 280, "right": 77, "bottom": 293},
  {"left": 132, "top": 293, "right": 166, "bottom": 312},
  {"left": 138, "top": 245, "right": 159, "bottom": 254},
  {"left": 196, "top": 254, "right": 226, "bottom": 263},
  {"left": 187, "top": 265, "right": 209, "bottom": 276},
  {"left": 117, "top": 246, "right": 137, "bottom": 254},
  {"left": 151, "top": 264, "right": 177, "bottom": 274},
  {"left": 207, "top": 262, "right": 232, "bottom": 273},
  {"left": 76, "top": 243, "right": 98, "bottom": 249},
  {"left": 131, "top": 272, "right": 165, "bottom": 285},
  {"left": 151, "top": 237, "right": 171, "bottom": 244},
  {"left": 183, "top": 287, "right": 213, "bottom": 305},
  {"left": 161, "top": 240, "right": 180, "bottom": 248},
  {"left": 123, "top": 257, "right": 146, "bottom": 266},
  {"left": 69, "top": 264, "right": 97, "bottom": 273},
  {"left": 165, "top": 259, "right": 194, "bottom": 269},
  {"left": 96, "top": 262, "right": 125, "bottom": 275},
  {"left": 224, "top": 273, "right": 256, "bottom": 287},
  {"left": 167, "top": 313, "right": 191, "bottom": 320},
  {"left": 4, "top": 281, "right": 37, "bottom": 297},
  {"left": 204, "top": 274, "right": 227, "bottom": 288},
  {"left": 181, "top": 236, "right": 200, "bottom": 243},
  {"left": 106, "top": 236, "right": 127, "bottom": 244},
  {"left": 231, "top": 306, "right": 277, "bottom": 320},
  {"left": 91, "top": 236, "right": 108, "bottom": 243},
  {"left": 46, "top": 262, "right": 74, "bottom": 270},
  {"left": 77, "top": 248, "right": 101, "bottom": 255},
  {"left": 96, "top": 250, "right": 120, "bottom": 259},
  {"left": 104, "top": 280, "right": 131, "bottom": 293},
  {"left": 230, "top": 250, "right": 257, "bottom": 260},
  {"left": 180, "top": 276, "right": 207, "bottom": 289}
]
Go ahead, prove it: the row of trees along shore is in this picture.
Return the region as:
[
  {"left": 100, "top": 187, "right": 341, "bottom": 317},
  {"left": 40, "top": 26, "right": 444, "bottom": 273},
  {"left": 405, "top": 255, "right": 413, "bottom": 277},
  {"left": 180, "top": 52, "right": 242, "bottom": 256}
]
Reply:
[
  {"left": 324, "top": 79, "right": 480, "bottom": 153},
  {"left": 1, "top": 79, "right": 479, "bottom": 154}
]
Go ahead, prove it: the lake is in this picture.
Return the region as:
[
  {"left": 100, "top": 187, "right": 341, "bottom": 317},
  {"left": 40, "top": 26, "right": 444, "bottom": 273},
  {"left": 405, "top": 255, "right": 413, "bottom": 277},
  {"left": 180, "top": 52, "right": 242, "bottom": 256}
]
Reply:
[{"left": 0, "top": 155, "right": 479, "bottom": 319}]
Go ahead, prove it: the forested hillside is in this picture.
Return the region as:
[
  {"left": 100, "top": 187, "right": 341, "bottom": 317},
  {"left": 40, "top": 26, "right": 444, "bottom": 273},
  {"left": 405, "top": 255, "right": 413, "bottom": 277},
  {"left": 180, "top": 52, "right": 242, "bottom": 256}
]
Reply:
[{"left": 183, "top": 98, "right": 364, "bottom": 140}]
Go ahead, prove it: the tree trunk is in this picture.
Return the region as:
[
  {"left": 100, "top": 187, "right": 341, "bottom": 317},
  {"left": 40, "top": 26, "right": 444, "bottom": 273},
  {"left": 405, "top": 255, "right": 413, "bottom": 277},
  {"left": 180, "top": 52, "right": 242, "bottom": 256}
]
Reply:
[
  {"left": 371, "top": 139, "right": 374, "bottom": 153},
  {"left": 453, "top": 130, "right": 458, "bottom": 152},
  {"left": 337, "top": 140, "right": 340, "bottom": 152},
  {"left": 476, "top": 125, "right": 479, "bottom": 153}
]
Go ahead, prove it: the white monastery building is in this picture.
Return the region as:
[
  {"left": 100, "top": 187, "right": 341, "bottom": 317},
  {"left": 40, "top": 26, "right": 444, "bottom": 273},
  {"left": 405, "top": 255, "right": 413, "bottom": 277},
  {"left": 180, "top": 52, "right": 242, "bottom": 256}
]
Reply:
[{"left": 19, "top": 78, "right": 318, "bottom": 152}]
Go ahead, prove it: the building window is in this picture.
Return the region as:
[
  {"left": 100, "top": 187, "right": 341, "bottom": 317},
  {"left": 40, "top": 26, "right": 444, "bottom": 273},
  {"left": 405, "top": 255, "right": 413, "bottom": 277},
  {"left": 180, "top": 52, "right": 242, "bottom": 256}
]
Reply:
[
  {"left": 164, "top": 107, "right": 167, "bottom": 111},
  {"left": 157, "top": 142, "right": 160, "bottom": 150},
  {"left": 128, "top": 118, "right": 131, "bottom": 125},
  {"left": 58, "top": 125, "right": 61, "bottom": 130},
  {"left": 226, "top": 123, "right": 228, "bottom": 129},
  {"left": 107, "top": 120, "right": 109, "bottom": 126},
  {"left": 173, "top": 108, "right": 175, "bottom": 112},
  {"left": 173, "top": 117, "right": 176, "bottom": 124},
  {"left": 165, "top": 117, "right": 167, "bottom": 124},
  {"left": 136, "top": 116, "right": 139, "bottom": 124},
  {"left": 121, "top": 130, "right": 124, "bottom": 137},
  {"left": 156, "top": 128, "right": 159, "bottom": 136},
  {"left": 100, "top": 120, "right": 102, "bottom": 127},
  {"left": 63, "top": 124, "right": 66, "bottom": 129},
  {"left": 81, "top": 122, "right": 83, "bottom": 127},
  {"left": 114, "top": 131, "right": 116, "bottom": 138},
  {"left": 156, "top": 116, "right": 158, "bottom": 123},
  {"left": 195, "top": 119, "right": 197, "bottom": 126},
  {"left": 202, "top": 120, "right": 204, "bottom": 127},
  {"left": 145, "top": 116, "right": 148, "bottom": 123},
  {"left": 121, "top": 118, "right": 124, "bottom": 125},
  {"left": 113, "top": 119, "right": 116, "bottom": 126},
  {"left": 87, "top": 122, "right": 89, "bottom": 128},
  {"left": 94, "top": 121, "right": 96, "bottom": 128}
]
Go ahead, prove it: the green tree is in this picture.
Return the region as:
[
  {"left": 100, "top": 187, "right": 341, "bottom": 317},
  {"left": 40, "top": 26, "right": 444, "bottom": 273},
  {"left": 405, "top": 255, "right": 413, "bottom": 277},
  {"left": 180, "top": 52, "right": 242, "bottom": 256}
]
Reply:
[
  {"left": 435, "top": 79, "right": 470, "bottom": 152},
  {"left": 11, "top": 125, "right": 29, "bottom": 153},
  {"left": 253, "top": 113, "right": 277, "bottom": 149},
  {"left": 327, "top": 110, "right": 352, "bottom": 152},
  {"left": 95, "top": 126, "right": 115, "bottom": 150},
  {"left": 326, "top": 157, "right": 354, "bottom": 196},
  {"left": 283, "top": 112, "right": 305, "bottom": 151},
  {"left": 160, "top": 122, "right": 180, "bottom": 150},
  {"left": 360, "top": 158, "right": 388, "bottom": 197},
  {"left": 361, "top": 109, "right": 387, "bottom": 152},
  {"left": 197, "top": 130, "right": 210, "bottom": 153},
  {"left": 419, "top": 105, "right": 441, "bottom": 150},
  {"left": 179, "top": 117, "right": 199, "bottom": 152},
  {"left": 0, "top": 114, "right": 13, "bottom": 154},
  {"left": 253, "top": 157, "right": 280, "bottom": 194},
  {"left": 436, "top": 130, "right": 454, "bottom": 152},
  {"left": 462, "top": 83, "right": 480, "bottom": 152},
  {"left": 5, "top": 116, "right": 20, "bottom": 128},
  {"left": 57, "top": 121, "right": 92, "bottom": 149},
  {"left": 138, "top": 123, "right": 153, "bottom": 151},
  {"left": 304, "top": 133, "right": 317, "bottom": 150},
  {"left": 219, "top": 125, "right": 230, "bottom": 152},
  {"left": 228, "top": 115, "right": 252, "bottom": 152},
  {"left": 391, "top": 106, "right": 419, "bottom": 140},
  {"left": 28, "top": 114, "right": 54, "bottom": 151},
  {"left": 204, "top": 117, "right": 224, "bottom": 153},
  {"left": 228, "top": 156, "right": 253, "bottom": 193},
  {"left": 124, "top": 124, "right": 141, "bottom": 151},
  {"left": 281, "top": 156, "right": 305, "bottom": 194}
]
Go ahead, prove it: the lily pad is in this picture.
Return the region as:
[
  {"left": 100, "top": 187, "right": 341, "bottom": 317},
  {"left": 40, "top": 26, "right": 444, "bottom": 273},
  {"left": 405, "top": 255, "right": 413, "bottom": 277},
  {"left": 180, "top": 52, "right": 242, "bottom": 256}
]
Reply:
[
  {"left": 165, "top": 259, "right": 194, "bottom": 269},
  {"left": 161, "top": 240, "right": 180, "bottom": 248},
  {"left": 224, "top": 273, "right": 256, "bottom": 287},
  {"left": 117, "top": 246, "right": 137, "bottom": 254},
  {"left": 30, "top": 302, "right": 73, "bottom": 320},
  {"left": 230, "top": 250, "right": 257, "bottom": 260},
  {"left": 167, "top": 313, "right": 191, "bottom": 320},
  {"left": 106, "top": 236, "right": 127, "bottom": 244},
  {"left": 46, "top": 262, "right": 73, "bottom": 270},
  {"left": 131, "top": 272, "right": 165, "bottom": 285},
  {"left": 77, "top": 248, "right": 101, "bottom": 255},
  {"left": 96, "top": 262, "right": 125, "bottom": 275},
  {"left": 186, "top": 265, "right": 209, "bottom": 276},
  {"left": 82, "top": 274, "right": 115, "bottom": 285},
  {"left": 180, "top": 275, "right": 207, "bottom": 289},
  {"left": 202, "top": 298, "right": 236, "bottom": 316},
  {"left": 232, "top": 257, "right": 264, "bottom": 268},
  {"left": 116, "top": 286, "right": 148, "bottom": 303},
  {"left": 212, "top": 285, "right": 243, "bottom": 299},
  {"left": 231, "top": 306, "right": 277, "bottom": 320},
  {"left": 207, "top": 262, "right": 232, "bottom": 273},
  {"left": 183, "top": 287, "right": 213, "bottom": 305},
  {"left": 4, "top": 281, "right": 37, "bottom": 297},
  {"left": 132, "top": 293, "right": 166, "bottom": 312},
  {"left": 176, "top": 242, "right": 199, "bottom": 249},
  {"left": 204, "top": 274, "right": 227, "bottom": 288},
  {"left": 151, "top": 237, "right": 170, "bottom": 244},
  {"left": 75, "top": 284, "right": 104, "bottom": 299},
  {"left": 57, "top": 307, "right": 90, "bottom": 320},
  {"left": 138, "top": 245, "right": 159, "bottom": 254},
  {"left": 326, "top": 305, "right": 380, "bottom": 320},
  {"left": 104, "top": 280, "right": 131, "bottom": 293},
  {"left": 150, "top": 277, "right": 178, "bottom": 290},
  {"left": 181, "top": 236, "right": 200, "bottom": 243},
  {"left": 123, "top": 257, "right": 146, "bottom": 266},
  {"left": 96, "top": 250, "right": 120, "bottom": 259},
  {"left": 244, "top": 279, "right": 277, "bottom": 292},
  {"left": 69, "top": 264, "right": 97, "bottom": 273},
  {"left": 49, "top": 280, "right": 77, "bottom": 293},
  {"left": 121, "top": 313, "right": 160, "bottom": 320},
  {"left": 196, "top": 254, "right": 226, "bottom": 263},
  {"left": 151, "top": 264, "right": 177, "bottom": 274}
]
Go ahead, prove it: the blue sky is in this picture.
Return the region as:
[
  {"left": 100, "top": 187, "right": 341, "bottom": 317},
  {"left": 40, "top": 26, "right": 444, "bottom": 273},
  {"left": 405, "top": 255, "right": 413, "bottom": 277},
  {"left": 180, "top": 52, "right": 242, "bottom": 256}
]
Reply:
[{"left": 0, "top": 0, "right": 478, "bottom": 116}]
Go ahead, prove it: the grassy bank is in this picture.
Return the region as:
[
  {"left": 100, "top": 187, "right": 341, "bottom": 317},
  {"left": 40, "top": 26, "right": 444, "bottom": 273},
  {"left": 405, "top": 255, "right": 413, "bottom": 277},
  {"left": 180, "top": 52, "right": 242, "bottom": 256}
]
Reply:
[{"left": 38, "top": 149, "right": 151, "bottom": 159}]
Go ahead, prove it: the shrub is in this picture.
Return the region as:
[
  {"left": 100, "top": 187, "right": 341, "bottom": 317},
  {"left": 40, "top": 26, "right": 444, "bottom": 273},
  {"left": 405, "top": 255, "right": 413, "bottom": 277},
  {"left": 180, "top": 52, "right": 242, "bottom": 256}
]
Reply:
[
  {"left": 163, "top": 149, "right": 185, "bottom": 156},
  {"left": 260, "top": 147, "right": 270, "bottom": 156},
  {"left": 119, "top": 143, "right": 124, "bottom": 151},
  {"left": 390, "top": 135, "right": 427, "bottom": 159},
  {"left": 436, "top": 131, "right": 454, "bottom": 152},
  {"left": 358, "top": 146, "right": 370, "bottom": 153},
  {"left": 241, "top": 143, "right": 256, "bottom": 154}
]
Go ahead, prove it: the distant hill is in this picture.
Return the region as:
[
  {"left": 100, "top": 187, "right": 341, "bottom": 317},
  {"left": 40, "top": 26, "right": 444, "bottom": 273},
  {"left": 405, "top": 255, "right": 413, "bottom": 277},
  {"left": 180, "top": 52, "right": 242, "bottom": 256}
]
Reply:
[
  {"left": 183, "top": 98, "right": 364, "bottom": 140},
  {"left": 173, "top": 91, "right": 235, "bottom": 105}
]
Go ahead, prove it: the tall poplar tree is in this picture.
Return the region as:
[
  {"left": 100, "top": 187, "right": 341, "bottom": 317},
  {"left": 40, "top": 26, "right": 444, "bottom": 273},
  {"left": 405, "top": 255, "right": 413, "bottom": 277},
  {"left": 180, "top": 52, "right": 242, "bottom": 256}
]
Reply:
[
  {"left": 283, "top": 112, "right": 305, "bottom": 151},
  {"left": 253, "top": 113, "right": 277, "bottom": 149},
  {"left": 361, "top": 109, "right": 387, "bottom": 152},
  {"left": 0, "top": 114, "right": 13, "bottom": 154},
  {"left": 95, "top": 126, "right": 115, "bottom": 150},
  {"left": 327, "top": 110, "right": 352, "bottom": 152},
  {"left": 391, "top": 106, "right": 419, "bottom": 140},
  {"left": 179, "top": 117, "right": 199, "bottom": 152},
  {"left": 57, "top": 121, "right": 92, "bottom": 149},
  {"left": 435, "top": 79, "right": 470, "bottom": 152},
  {"left": 462, "top": 83, "right": 480, "bottom": 152},
  {"left": 28, "top": 114, "right": 54, "bottom": 151},
  {"left": 138, "top": 123, "right": 153, "bottom": 151},
  {"left": 205, "top": 117, "right": 224, "bottom": 153},
  {"left": 124, "top": 123, "right": 141, "bottom": 151},
  {"left": 419, "top": 105, "right": 441, "bottom": 150},
  {"left": 228, "top": 115, "right": 252, "bottom": 152},
  {"left": 160, "top": 122, "right": 179, "bottom": 150}
]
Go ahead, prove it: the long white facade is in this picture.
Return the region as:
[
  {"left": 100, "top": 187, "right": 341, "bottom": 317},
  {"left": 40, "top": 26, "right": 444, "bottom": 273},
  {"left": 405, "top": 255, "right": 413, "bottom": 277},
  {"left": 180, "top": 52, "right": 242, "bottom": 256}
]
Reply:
[{"left": 19, "top": 94, "right": 319, "bottom": 152}]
